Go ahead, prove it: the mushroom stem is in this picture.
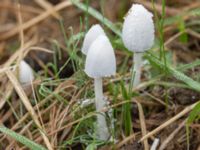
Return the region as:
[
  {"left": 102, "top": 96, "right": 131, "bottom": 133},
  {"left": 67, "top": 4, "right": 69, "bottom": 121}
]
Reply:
[
  {"left": 94, "top": 78, "right": 110, "bottom": 140},
  {"left": 133, "top": 53, "right": 143, "bottom": 87}
]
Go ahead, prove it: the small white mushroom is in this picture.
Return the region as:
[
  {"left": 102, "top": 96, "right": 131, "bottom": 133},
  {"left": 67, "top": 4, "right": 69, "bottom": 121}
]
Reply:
[
  {"left": 81, "top": 24, "right": 105, "bottom": 55},
  {"left": 85, "top": 35, "right": 116, "bottom": 140},
  {"left": 19, "top": 60, "right": 34, "bottom": 85},
  {"left": 122, "top": 4, "right": 155, "bottom": 86}
]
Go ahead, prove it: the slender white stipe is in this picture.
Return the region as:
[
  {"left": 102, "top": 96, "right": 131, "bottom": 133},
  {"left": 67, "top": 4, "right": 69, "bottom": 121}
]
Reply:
[
  {"left": 94, "top": 78, "right": 109, "bottom": 140},
  {"left": 133, "top": 53, "right": 143, "bottom": 87}
]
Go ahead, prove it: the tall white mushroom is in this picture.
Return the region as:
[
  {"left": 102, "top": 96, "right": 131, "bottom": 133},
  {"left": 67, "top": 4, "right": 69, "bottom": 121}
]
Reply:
[
  {"left": 19, "top": 60, "right": 34, "bottom": 85},
  {"left": 81, "top": 24, "right": 105, "bottom": 55},
  {"left": 122, "top": 4, "right": 155, "bottom": 86},
  {"left": 85, "top": 35, "right": 116, "bottom": 140}
]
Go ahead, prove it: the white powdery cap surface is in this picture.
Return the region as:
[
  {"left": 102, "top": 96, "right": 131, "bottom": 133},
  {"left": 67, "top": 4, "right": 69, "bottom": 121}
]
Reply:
[
  {"left": 122, "top": 4, "right": 155, "bottom": 53},
  {"left": 19, "top": 60, "right": 34, "bottom": 84},
  {"left": 85, "top": 35, "right": 116, "bottom": 78},
  {"left": 81, "top": 24, "right": 105, "bottom": 55}
]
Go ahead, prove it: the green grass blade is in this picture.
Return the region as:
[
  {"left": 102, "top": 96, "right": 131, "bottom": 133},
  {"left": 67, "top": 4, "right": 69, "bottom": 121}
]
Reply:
[
  {"left": 0, "top": 125, "right": 47, "bottom": 150},
  {"left": 164, "top": 8, "right": 200, "bottom": 26},
  {"left": 71, "top": 0, "right": 121, "bottom": 37},
  {"left": 178, "top": 17, "right": 188, "bottom": 43},
  {"left": 120, "top": 81, "right": 132, "bottom": 136},
  {"left": 187, "top": 101, "right": 200, "bottom": 124},
  {"left": 186, "top": 101, "right": 200, "bottom": 150},
  {"left": 188, "top": 8, "right": 200, "bottom": 17},
  {"left": 178, "top": 59, "right": 200, "bottom": 71},
  {"left": 147, "top": 53, "right": 200, "bottom": 92}
]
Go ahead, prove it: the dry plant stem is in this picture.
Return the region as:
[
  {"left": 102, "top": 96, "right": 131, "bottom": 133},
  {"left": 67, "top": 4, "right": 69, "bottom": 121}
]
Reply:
[
  {"left": 31, "top": 82, "right": 45, "bottom": 130},
  {"left": 3, "top": 38, "right": 36, "bottom": 68},
  {"left": 136, "top": 101, "right": 149, "bottom": 150},
  {"left": 133, "top": 53, "right": 143, "bottom": 87},
  {"left": 0, "top": 40, "right": 52, "bottom": 78},
  {"left": 6, "top": 70, "right": 53, "bottom": 150},
  {"left": 53, "top": 95, "right": 161, "bottom": 138},
  {"left": 0, "top": 2, "right": 42, "bottom": 15},
  {"left": 9, "top": 101, "right": 57, "bottom": 145},
  {"left": 94, "top": 78, "right": 110, "bottom": 140},
  {"left": 48, "top": 100, "right": 134, "bottom": 136},
  {"left": 49, "top": 99, "right": 147, "bottom": 136},
  {"left": 0, "top": 82, "right": 13, "bottom": 109},
  {"left": 0, "top": 66, "right": 16, "bottom": 74},
  {"left": 143, "top": 91, "right": 169, "bottom": 107},
  {"left": 16, "top": 2, "right": 24, "bottom": 79},
  {"left": 0, "top": 99, "right": 20, "bottom": 123},
  {"left": 57, "top": 85, "right": 84, "bottom": 130},
  {"left": 0, "top": 1, "right": 72, "bottom": 41},
  {"left": 34, "top": 0, "right": 61, "bottom": 19},
  {"left": 182, "top": 1, "right": 200, "bottom": 11},
  {"left": 0, "top": 93, "right": 58, "bottom": 142},
  {"left": 0, "top": 80, "right": 73, "bottom": 142},
  {"left": 52, "top": 104, "right": 64, "bottom": 145},
  {"left": 116, "top": 133, "right": 139, "bottom": 149},
  {"left": 187, "top": 29, "right": 200, "bottom": 40},
  {"left": 17, "top": 2, "right": 24, "bottom": 51},
  {"left": 159, "top": 119, "right": 186, "bottom": 150},
  {"left": 140, "top": 101, "right": 199, "bottom": 142}
]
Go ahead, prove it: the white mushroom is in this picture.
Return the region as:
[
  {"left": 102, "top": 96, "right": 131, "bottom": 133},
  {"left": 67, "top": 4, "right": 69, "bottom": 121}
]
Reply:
[
  {"left": 19, "top": 60, "right": 34, "bottom": 85},
  {"left": 81, "top": 24, "right": 105, "bottom": 55},
  {"left": 122, "top": 4, "right": 155, "bottom": 86},
  {"left": 85, "top": 35, "right": 116, "bottom": 140}
]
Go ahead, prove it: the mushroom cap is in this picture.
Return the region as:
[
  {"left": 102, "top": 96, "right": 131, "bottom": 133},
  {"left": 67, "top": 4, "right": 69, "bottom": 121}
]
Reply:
[
  {"left": 19, "top": 60, "right": 34, "bottom": 84},
  {"left": 81, "top": 24, "right": 105, "bottom": 55},
  {"left": 122, "top": 4, "right": 155, "bottom": 53},
  {"left": 85, "top": 35, "right": 116, "bottom": 78}
]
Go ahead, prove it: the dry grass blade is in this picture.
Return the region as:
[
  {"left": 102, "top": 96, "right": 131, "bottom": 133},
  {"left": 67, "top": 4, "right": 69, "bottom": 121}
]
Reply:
[
  {"left": 0, "top": 1, "right": 72, "bottom": 41},
  {"left": 16, "top": 2, "right": 24, "bottom": 77},
  {"left": 0, "top": 66, "right": 16, "bottom": 74},
  {"left": 186, "top": 29, "right": 200, "bottom": 40},
  {"left": 5, "top": 70, "right": 53, "bottom": 150},
  {"left": 0, "top": 37, "right": 37, "bottom": 81},
  {"left": 0, "top": 82, "right": 13, "bottom": 109},
  {"left": 6, "top": 121, "right": 33, "bottom": 149},
  {"left": 135, "top": 100, "right": 149, "bottom": 150},
  {"left": 116, "top": 133, "right": 138, "bottom": 149},
  {"left": 27, "top": 47, "right": 54, "bottom": 54},
  {"left": 3, "top": 38, "right": 37, "bottom": 67},
  {"left": 0, "top": 80, "right": 74, "bottom": 142},
  {"left": 0, "top": 100, "right": 6, "bottom": 110},
  {"left": 140, "top": 101, "right": 199, "bottom": 142},
  {"left": 34, "top": 0, "right": 61, "bottom": 19},
  {"left": 159, "top": 119, "right": 186, "bottom": 150}
]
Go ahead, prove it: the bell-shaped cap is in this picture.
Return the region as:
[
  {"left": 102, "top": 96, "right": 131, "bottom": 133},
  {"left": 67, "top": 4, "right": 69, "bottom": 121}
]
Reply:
[
  {"left": 19, "top": 60, "right": 34, "bottom": 84},
  {"left": 81, "top": 24, "right": 105, "bottom": 55},
  {"left": 122, "top": 4, "right": 155, "bottom": 53},
  {"left": 85, "top": 35, "right": 116, "bottom": 78}
]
